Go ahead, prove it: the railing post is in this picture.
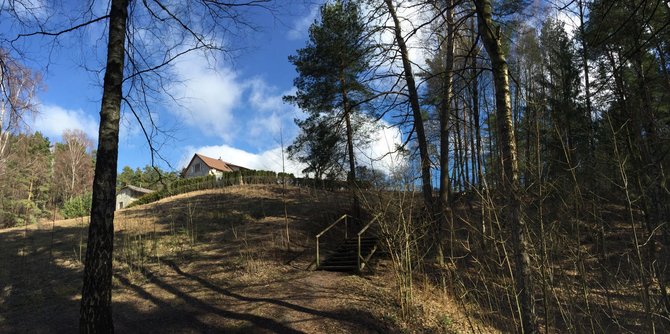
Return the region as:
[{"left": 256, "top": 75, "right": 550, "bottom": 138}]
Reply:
[
  {"left": 345, "top": 216, "right": 348, "bottom": 239},
  {"left": 357, "top": 235, "right": 361, "bottom": 271},
  {"left": 314, "top": 214, "right": 351, "bottom": 270},
  {"left": 316, "top": 236, "right": 320, "bottom": 268}
]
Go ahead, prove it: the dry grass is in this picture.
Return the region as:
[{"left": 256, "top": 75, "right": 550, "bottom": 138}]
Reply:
[
  {"left": 1, "top": 184, "right": 665, "bottom": 333},
  {"left": 0, "top": 185, "right": 475, "bottom": 333}
]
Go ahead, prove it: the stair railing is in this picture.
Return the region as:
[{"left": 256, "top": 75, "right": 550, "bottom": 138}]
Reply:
[
  {"left": 315, "top": 214, "right": 349, "bottom": 268},
  {"left": 357, "top": 214, "right": 380, "bottom": 271}
]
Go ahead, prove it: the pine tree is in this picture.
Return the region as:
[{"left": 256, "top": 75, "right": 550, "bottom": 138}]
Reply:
[
  {"left": 285, "top": 0, "right": 373, "bottom": 215},
  {"left": 286, "top": 113, "right": 345, "bottom": 180},
  {"left": 285, "top": 0, "right": 372, "bottom": 178}
]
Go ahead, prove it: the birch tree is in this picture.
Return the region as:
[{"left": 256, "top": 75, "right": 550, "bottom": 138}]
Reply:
[
  {"left": 0, "top": 50, "right": 41, "bottom": 177},
  {"left": 473, "top": 0, "right": 538, "bottom": 332}
]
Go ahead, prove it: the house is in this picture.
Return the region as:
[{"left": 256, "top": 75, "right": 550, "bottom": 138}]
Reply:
[
  {"left": 116, "top": 185, "right": 154, "bottom": 210},
  {"left": 182, "top": 153, "right": 249, "bottom": 179}
]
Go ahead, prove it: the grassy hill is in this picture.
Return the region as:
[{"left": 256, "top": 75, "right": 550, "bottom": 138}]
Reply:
[{"left": 0, "top": 185, "right": 474, "bottom": 333}]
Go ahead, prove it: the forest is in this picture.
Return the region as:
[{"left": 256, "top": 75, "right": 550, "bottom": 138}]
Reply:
[
  {"left": 0, "top": 127, "right": 177, "bottom": 227},
  {"left": 1, "top": 0, "right": 669, "bottom": 332},
  {"left": 0, "top": 130, "right": 95, "bottom": 227},
  {"left": 283, "top": 0, "right": 670, "bottom": 332}
]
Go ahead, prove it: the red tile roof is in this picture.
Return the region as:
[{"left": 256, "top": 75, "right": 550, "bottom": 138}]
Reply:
[
  {"left": 195, "top": 153, "right": 234, "bottom": 172},
  {"left": 123, "top": 185, "right": 155, "bottom": 194},
  {"left": 183, "top": 154, "right": 250, "bottom": 177}
]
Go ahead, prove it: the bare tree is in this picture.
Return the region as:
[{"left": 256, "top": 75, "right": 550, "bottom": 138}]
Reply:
[
  {"left": 2, "top": 0, "right": 275, "bottom": 331},
  {"left": 76, "top": 1, "right": 274, "bottom": 331},
  {"left": 0, "top": 50, "right": 41, "bottom": 177},
  {"left": 53, "top": 129, "right": 94, "bottom": 202},
  {"left": 473, "top": 0, "right": 538, "bottom": 332},
  {"left": 381, "top": 0, "right": 434, "bottom": 211}
]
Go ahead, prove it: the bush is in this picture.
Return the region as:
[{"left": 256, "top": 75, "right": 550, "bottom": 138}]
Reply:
[
  {"left": 62, "top": 193, "right": 92, "bottom": 219},
  {"left": 0, "top": 210, "right": 18, "bottom": 228},
  {"left": 128, "top": 170, "right": 295, "bottom": 208}
]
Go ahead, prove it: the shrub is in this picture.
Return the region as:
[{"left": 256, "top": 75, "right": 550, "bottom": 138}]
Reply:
[
  {"left": 0, "top": 210, "right": 18, "bottom": 228},
  {"left": 126, "top": 170, "right": 301, "bottom": 208},
  {"left": 62, "top": 193, "right": 92, "bottom": 219}
]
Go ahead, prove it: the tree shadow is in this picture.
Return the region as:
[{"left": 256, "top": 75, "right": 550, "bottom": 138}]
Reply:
[
  {"left": 0, "top": 225, "right": 87, "bottom": 333},
  {"left": 1, "top": 186, "right": 396, "bottom": 333}
]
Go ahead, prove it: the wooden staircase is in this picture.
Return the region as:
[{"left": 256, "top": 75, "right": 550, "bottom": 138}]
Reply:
[
  {"left": 315, "top": 214, "right": 380, "bottom": 272},
  {"left": 318, "top": 236, "right": 379, "bottom": 272}
]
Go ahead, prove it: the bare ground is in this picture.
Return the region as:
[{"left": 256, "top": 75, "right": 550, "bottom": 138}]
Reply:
[{"left": 0, "top": 185, "right": 471, "bottom": 333}]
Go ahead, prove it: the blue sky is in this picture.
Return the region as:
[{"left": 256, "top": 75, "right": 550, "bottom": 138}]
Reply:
[
  {"left": 2, "top": 1, "right": 316, "bottom": 174},
  {"left": 1, "top": 1, "right": 584, "bottom": 180},
  {"left": 0, "top": 1, "right": 409, "bottom": 177}
]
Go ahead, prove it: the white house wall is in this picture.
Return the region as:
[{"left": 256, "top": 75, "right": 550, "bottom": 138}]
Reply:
[
  {"left": 184, "top": 156, "right": 211, "bottom": 178},
  {"left": 116, "top": 189, "right": 137, "bottom": 210}
]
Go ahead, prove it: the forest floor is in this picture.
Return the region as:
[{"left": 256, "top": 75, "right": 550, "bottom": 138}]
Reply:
[{"left": 0, "top": 185, "right": 483, "bottom": 333}]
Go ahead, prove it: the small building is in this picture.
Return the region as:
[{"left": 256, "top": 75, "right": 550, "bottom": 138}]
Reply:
[
  {"left": 116, "top": 185, "right": 154, "bottom": 210},
  {"left": 182, "top": 153, "right": 249, "bottom": 179}
]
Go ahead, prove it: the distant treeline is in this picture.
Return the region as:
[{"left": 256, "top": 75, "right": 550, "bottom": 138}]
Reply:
[
  {"left": 128, "top": 170, "right": 375, "bottom": 208},
  {"left": 129, "top": 170, "right": 296, "bottom": 207},
  {"left": 0, "top": 130, "right": 95, "bottom": 228}
]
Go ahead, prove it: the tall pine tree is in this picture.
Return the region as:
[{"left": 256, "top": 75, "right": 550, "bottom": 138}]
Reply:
[{"left": 285, "top": 0, "right": 373, "bottom": 217}]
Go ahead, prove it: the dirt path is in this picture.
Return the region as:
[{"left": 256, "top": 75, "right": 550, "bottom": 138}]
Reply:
[
  {"left": 112, "top": 260, "right": 392, "bottom": 333},
  {"left": 0, "top": 186, "right": 407, "bottom": 333}
]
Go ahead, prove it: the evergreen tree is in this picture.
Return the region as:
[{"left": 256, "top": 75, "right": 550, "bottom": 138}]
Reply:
[
  {"left": 538, "top": 19, "right": 587, "bottom": 182},
  {"left": 0, "top": 132, "right": 52, "bottom": 227},
  {"left": 586, "top": 0, "right": 670, "bottom": 319},
  {"left": 117, "top": 164, "right": 178, "bottom": 190},
  {"left": 286, "top": 113, "right": 345, "bottom": 179},
  {"left": 285, "top": 0, "right": 373, "bottom": 186}
]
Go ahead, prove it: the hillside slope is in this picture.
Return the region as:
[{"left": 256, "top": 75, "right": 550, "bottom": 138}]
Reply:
[{"left": 0, "top": 185, "right": 466, "bottom": 333}]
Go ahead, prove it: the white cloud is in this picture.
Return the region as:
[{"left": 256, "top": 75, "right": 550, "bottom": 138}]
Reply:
[
  {"left": 363, "top": 0, "right": 432, "bottom": 81},
  {"left": 247, "top": 78, "right": 290, "bottom": 113},
  {"left": 287, "top": 6, "right": 318, "bottom": 40},
  {"left": 33, "top": 104, "right": 99, "bottom": 141},
  {"left": 167, "top": 51, "right": 243, "bottom": 142},
  {"left": 166, "top": 51, "right": 299, "bottom": 148},
  {"left": 179, "top": 144, "right": 306, "bottom": 176},
  {"left": 243, "top": 80, "right": 298, "bottom": 143},
  {"left": 356, "top": 122, "right": 405, "bottom": 174},
  {"left": 181, "top": 120, "right": 406, "bottom": 178},
  {"left": 349, "top": 119, "right": 407, "bottom": 180},
  {"left": 556, "top": 8, "right": 579, "bottom": 38},
  {"left": 247, "top": 112, "right": 282, "bottom": 139}
]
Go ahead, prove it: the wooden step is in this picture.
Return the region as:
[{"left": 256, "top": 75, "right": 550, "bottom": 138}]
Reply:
[{"left": 318, "top": 236, "right": 379, "bottom": 272}]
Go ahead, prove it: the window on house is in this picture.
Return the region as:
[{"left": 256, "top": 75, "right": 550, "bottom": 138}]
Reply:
[
  {"left": 119, "top": 202, "right": 124, "bottom": 209},
  {"left": 194, "top": 163, "right": 201, "bottom": 173}
]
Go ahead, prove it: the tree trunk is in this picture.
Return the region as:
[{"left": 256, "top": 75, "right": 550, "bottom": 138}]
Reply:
[
  {"left": 438, "top": 0, "right": 455, "bottom": 263},
  {"left": 79, "top": 0, "right": 129, "bottom": 332},
  {"left": 339, "top": 70, "right": 360, "bottom": 220},
  {"left": 384, "top": 0, "right": 433, "bottom": 209},
  {"left": 473, "top": 0, "right": 537, "bottom": 332},
  {"left": 454, "top": 100, "right": 464, "bottom": 191},
  {"left": 471, "top": 32, "right": 486, "bottom": 249}
]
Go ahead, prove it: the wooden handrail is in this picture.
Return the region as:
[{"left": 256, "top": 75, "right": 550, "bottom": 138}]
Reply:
[
  {"left": 357, "top": 214, "right": 379, "bottom": 237},
  {"left": 316, "top": 214, "right": 349, "bottom": 239},
  {"left": 357, "top": 215, "right": 380, "bottom": 271},
  {"left": 315, "top": 214, "right": 349, "bottom": 268}
]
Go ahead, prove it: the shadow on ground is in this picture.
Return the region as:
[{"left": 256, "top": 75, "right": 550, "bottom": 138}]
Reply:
[{"left": 1, "top": 186, "right": 395, "bottom": 333}]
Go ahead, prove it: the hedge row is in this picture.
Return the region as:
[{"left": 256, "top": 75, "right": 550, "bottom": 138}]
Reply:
[
  {"left": 128, "top": 170, "right": 296, "bottom": 207},
  {"left": 126, "top": 170, "right": 375, "bottom": 209}
]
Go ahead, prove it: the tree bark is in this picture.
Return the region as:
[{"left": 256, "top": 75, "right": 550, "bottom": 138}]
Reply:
[
  {"left": 473, "top": 0, "right": 537, "bottom": 332},
  {"left": 79, "top": 0, "right": 129, "bottom": 332},
  {"left": 384, "top": 0, "right": 433, "bottom": 210},
  {"left": 438, "top": 0, "right": 455, "bottom": 263},
  {"left": 339, "top": 70, "right": 360, "bottom": 220},
  {"left": 471, "top": 27, "right": 486, "bottom": 249}
]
